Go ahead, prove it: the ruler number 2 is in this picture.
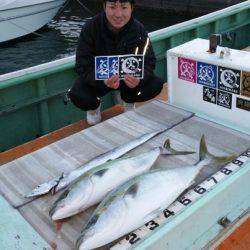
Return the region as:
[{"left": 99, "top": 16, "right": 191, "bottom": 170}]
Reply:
[{"left": 126, "top": 233, "right": 140, "bottom": 245}]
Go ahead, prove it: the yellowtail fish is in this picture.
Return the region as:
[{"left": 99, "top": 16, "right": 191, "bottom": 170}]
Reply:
[
  {"left": 50, "top": 139, "right": 194, "bottom": 220},
  {"left": 76, "top": 135, "right": 236, "bottom": 250}
]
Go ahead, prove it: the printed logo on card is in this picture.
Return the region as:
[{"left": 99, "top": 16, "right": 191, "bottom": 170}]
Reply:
[
  {"left": 218, "top": 66, "right": 241, "bottom": 94},
  {"left": 217, "top": 90, "right": 232, "bottom": 109},
  {"left": 119, "top": 55, "right": 144, "bottom": 79},
  {"left": 95, "top": 56, "right": 109, "bottom": 80},
  {"left": 108, "top": 56, "right": 119, "bottom": 78},
  {"left": 197, "top": 62, "right": 217, "bottom": 88},
  {"left": 236, "top": 97, "right": 250, "bottom": 111},
  {"left": 178, "top": 57, "right": 197, "bottom": 83},
  {"left": 241, "top": 71, "right": 250, "bottom": 97},
  {"left": 95, "top": 55, "right": 144, "bottom": 80},
  {"left": 203, "top": 87, "right": 216, "bottom": 104}
]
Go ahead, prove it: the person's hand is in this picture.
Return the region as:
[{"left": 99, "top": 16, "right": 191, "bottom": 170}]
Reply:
[
  {"left": 124, "top": 75, "right": 140, "bottom": 88},
  {"left": 104, "top": 75, "right": 120, "bottom": 89}
]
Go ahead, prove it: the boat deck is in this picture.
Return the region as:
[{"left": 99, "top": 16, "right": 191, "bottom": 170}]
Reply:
[{"left": 0, "top": 100, "right": 249, "bottom": 249}]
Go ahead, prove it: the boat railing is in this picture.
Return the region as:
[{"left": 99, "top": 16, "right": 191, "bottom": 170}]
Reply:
[{"left": 0, "top": 1, "right": 249, "bottom": 152}]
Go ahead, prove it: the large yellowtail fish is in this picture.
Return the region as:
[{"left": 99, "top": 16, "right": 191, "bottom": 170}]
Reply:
[
  {"left": 49, "top": 139, "right": 194, "bottom": 220},
  {"left": 26, "top": 129, "right": 168, "bottom": 198},
  {"left": 76, "top": 135, "right": 236, "bottom": 250}
]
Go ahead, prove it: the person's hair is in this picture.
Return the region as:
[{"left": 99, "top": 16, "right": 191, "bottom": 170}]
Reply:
[{"left": 103, "top": 0, "right": 135, "bottom": 5}]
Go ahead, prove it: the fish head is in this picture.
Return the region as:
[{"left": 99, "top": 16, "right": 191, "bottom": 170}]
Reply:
[
  {"left": 76, "top": 213, "right": 108, "bottom": 250},
  {"left": 76, "top": 226, "right": 99, "bottom": 250},
  {"left": 76, "top": 197, "right": 127, "bottom": 249},
  {"left": 50, "top": 178, "right": 94, "bottom": 220},
  {"left": 50, "top": 200, "right": 73, "bottom": 221}
]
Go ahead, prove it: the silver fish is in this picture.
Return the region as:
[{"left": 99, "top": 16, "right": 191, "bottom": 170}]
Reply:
[
  {"left": 76, "top": 135, "right": 236, "bottom": 250},
  {"left": 49, "top": 139, "right": 194, "bottom": 220},
  {"left": 26, "top": 129, "right": 168, "bottom": 198}
]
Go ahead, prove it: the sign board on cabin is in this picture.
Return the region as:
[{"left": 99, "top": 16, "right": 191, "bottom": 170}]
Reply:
[{"left": 167, "top": 38, "right": 250, "bottom": 135}]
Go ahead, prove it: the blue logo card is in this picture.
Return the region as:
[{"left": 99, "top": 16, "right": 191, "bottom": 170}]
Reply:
[
  {"left": 95, "top": 56, "right": 109, "bottom": 80},
  {"left": 108, "top": 56, "right": 119, "bottom": 78},
  {"left": 197, "top": 62, "right": 217, "bottom": 88}
]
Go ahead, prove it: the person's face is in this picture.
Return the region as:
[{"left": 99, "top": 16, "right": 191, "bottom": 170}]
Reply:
[{"left": 104, "top": 1, "right": 133, "bottom": 32}]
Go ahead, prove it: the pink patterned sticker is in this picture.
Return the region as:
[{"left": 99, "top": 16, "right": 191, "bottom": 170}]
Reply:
[{"left": 178, "top": 57, "right": 197, "bottom": 83}]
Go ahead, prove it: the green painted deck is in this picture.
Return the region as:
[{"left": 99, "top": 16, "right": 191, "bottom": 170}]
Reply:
[{"left": 0, "top": 195, "right": 50, "bottom": 250}]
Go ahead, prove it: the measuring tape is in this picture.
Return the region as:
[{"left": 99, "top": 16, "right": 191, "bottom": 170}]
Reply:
[{"left": 111, "top": 149, "right": 250, "bottom": 250}]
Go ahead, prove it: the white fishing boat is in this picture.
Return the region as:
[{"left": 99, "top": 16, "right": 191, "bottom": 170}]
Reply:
[{"left": 0, "top": 0, "right": 66, "bottom": 43}]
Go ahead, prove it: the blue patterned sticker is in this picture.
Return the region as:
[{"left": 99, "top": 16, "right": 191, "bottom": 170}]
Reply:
[
  {"left": 95, "top": 56, "right": 109, "bottom": 80},
  {"left": 108, "top": 56, "right": 119, "bottom": 78},
  {"left": 197, "top": 62, "right": 217, "bottom": 88}
]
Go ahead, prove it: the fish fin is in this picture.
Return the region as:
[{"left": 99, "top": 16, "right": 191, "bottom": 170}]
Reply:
[
  {"left": 124, "top": 183, "right": 139, "bottom": 198},
  {"left": 93, "top": 168, "right": 108, "bottom": 177},
  {"left": 161, "top": 139, "right": 195, "bottom": 156},
  {"left": 143, "top": 207, "right": 162, "bottom": 223},
  {"left": 198, "top": 135, "right": 208, "bottom": 162}
]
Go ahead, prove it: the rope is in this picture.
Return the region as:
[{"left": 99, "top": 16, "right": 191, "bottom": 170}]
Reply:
[{"left": 74, "top": 0, "right": 95, "bottom": 16}]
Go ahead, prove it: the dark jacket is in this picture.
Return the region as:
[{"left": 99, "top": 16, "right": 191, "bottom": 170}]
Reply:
[{"left": 75, "top": 12, "right": 156, "bottom": 88}]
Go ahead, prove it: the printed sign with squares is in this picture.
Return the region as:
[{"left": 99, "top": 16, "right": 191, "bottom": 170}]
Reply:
[
  {"left": 217, "top": 90, "right": 232, "bottom": 109},
  {"left": 236, "top": 97, "right": 250, "bottom": 111},
  {"left": 241, "top": 71, "right": 250, "bottom": 97},
  {"left": 197, "top": 62, "right": 217, "bottom": 88},
  {"left": 178, "top": 57, "right": 197, "bottom": 83},
  {"left": 218, "top": 66, "right": 241, "bottom": 94},
  {"left": 203, "top": 87, "right": 217, "bottom": 104}
]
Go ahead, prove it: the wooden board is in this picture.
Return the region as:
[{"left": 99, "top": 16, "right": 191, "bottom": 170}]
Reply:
[
  {"left": 0, "top": 101, "right": 192, "bottom": 208},
  {"left": 1, "top": 100, "right": 249, "bottom": 250}
]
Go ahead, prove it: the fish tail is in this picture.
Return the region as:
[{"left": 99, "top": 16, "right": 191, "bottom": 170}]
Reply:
[
  {"left": 197, "top": 135, "right": 237, "bottom": 164},
  {"left": 188, "top": 135, "right": 238, "bottom": 187},
  {"left": 160, "top": 139, "right": 195, "bottom": 156}
]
